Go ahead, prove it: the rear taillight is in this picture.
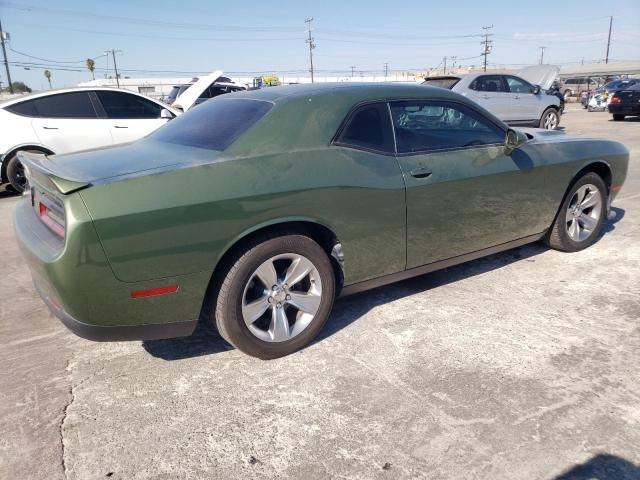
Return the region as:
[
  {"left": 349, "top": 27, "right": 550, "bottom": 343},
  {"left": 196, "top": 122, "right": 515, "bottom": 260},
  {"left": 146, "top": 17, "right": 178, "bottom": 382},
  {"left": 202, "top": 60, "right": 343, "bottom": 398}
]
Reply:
[
  {"left": 34, "top": 191, "right": 65, "bottom": 238},
  {"left": 610, "top": 96, "right": 621, "bottom": 104}
]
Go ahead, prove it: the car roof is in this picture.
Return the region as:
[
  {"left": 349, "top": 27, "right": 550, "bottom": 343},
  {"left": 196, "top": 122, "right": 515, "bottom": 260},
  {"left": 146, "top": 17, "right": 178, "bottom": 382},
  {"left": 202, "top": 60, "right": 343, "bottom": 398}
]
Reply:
[
  {"left": 0, "top": 86, "right": 167, "bottom": 108},
  {"left": 228, "top": 82, "right": 463, "bottom": 104}
]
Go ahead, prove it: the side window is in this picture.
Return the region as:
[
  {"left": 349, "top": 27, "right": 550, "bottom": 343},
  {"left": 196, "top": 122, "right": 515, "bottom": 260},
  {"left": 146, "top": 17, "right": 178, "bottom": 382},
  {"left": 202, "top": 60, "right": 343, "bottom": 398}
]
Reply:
[
  {"left": 6, "top": 99, "right": 38, "bottom": 117},
  {"left": 389, "top": 100, "right": 505, "bottom": 154},
  {"left": 505, "top": 76, "right": 533, "bottom": 93},
  {"left": 96, "top": 91, "right": 162, "bottom": 119},
  {"left": 16, "top": 92, "right": 97, "bottom": 118},
  {"left": 470, "top": 75, "right": 506, "bottom": 92},
  {"left": 335, "top": 103, "right": 394, "bottom": 153}
]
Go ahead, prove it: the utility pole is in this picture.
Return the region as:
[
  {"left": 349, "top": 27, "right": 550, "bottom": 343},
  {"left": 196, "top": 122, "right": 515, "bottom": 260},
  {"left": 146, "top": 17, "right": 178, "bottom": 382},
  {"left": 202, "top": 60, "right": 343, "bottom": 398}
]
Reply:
[
  {"left": 105, "top": 49, "right": 122, "bottom": 87},
  {"left": 305, "top": 18, "right": 315, "bottom": 83},
  {"left": 384, "top": 62, "right": 389, "bottom": 81},
  {"left": 0, "top": 17, "right": 13, "bottom": 94},
  {"left": 443, "top": 56, "right": 447, "bottom": 75},
  {"left": 605, "top": 16, "right": 613, "bottom": 64},
  {"left": 350, "top": 66, "right": 355, "bottom": 77},
  {"left": 480, "top": 25, "right": 493, "bottom": 72},
  {"left": 539, "top": 46, "right": 546, "bottom": 64}
]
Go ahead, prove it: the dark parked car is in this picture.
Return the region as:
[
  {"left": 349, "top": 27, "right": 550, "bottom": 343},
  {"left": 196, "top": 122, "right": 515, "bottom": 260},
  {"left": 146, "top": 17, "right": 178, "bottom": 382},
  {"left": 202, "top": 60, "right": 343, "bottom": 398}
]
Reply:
[
  {"left": 609, "top": 84, "right": 640, "bottom": 121},
  {"left": 15, "top": 83, "right": 628, "bottom": 359}
]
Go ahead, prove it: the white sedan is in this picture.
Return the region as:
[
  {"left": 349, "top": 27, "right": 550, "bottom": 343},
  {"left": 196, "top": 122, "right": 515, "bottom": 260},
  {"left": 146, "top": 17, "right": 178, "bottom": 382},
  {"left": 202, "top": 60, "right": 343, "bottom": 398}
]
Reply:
[{"left": 0, "top": 87, "right": 180, "bottom": 192}]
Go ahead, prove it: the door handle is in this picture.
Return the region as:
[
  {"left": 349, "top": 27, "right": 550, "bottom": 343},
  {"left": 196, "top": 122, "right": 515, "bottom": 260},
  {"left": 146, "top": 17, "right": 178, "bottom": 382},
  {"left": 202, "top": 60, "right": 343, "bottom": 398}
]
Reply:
[
  {"left": 42, "top": 126, "right": 59, "bottom": 130},
  {"left": 514, "top": 95, "right": 520, "bottom": 99},
  {"left": 410, "top": 168, "right": 432, "bottom": 179},
  {"left": 481, "top": 95, "right": 490, "bottom": 99},
  {"left": 114, "top": 126, "right": 128, "bottom": 129}
]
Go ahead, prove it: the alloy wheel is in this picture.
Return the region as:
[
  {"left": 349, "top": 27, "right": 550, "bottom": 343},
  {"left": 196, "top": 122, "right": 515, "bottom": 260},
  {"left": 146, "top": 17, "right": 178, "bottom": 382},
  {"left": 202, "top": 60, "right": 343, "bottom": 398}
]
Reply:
[
  {"left": 543, "top": 111, "right": 558, "bottom": 130},
  {"left": 241, "top": 253, "right": 322, "bottom": 342},
  {"left": 565, "top": 183, "right": 602, "bottom": 242}
]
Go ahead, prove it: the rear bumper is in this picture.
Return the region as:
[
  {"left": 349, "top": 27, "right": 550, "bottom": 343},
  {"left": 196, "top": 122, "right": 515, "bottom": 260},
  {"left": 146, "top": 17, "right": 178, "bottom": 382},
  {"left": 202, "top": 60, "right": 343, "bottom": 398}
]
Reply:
[
  {"left": 609, "top": 104, "right": 640, "bottom": 115},
  {"left": 14, "top": 195, "right": 210, "bottom": 342},
  {"left": 35, "top": 280, "right": 197, "bottom": 341}
]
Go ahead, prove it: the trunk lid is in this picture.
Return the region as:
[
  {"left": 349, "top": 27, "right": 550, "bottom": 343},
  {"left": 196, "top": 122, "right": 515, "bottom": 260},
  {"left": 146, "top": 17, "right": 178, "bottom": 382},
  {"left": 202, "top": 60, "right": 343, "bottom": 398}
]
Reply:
[
  {"left": 615, "top": 86, "right": 640, "bottom": 103},
  {"left": 171, "top": 70, "right": 223, "bottom": 111},
  {"left": 21, "top": 141, "right": 220, "bottom": 193},
  {"left": 516, "top": 65, "right": 559, "bottom": 90}
]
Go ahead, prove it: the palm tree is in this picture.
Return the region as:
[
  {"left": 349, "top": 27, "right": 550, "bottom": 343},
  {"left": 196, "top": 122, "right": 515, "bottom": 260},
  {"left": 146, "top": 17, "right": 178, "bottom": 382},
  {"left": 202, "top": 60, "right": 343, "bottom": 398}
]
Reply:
[
  {"left": 44, "top": 70, "right": 52, "bottom": 89},
  {"left": 86, "top": 58, "right": 96, "bottom": 80}
]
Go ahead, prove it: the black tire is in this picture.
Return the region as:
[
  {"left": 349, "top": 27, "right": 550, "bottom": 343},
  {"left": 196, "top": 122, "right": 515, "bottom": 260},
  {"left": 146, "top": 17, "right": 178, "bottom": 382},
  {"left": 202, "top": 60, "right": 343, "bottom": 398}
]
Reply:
[
  {"left": 6, "top": 154, "right": 27, "bottom": 193},
  {"left": 213, "top": 234, "right": 335, "bottom": 359},
  {"left": 612, "top": 114, "right": 625, "bottom": 121},
  {"left": 539, "top": 107, "right": 560, "bottom": 130},
  {"left": 544, "top": 172, "right": 608, "bottom": 252}
]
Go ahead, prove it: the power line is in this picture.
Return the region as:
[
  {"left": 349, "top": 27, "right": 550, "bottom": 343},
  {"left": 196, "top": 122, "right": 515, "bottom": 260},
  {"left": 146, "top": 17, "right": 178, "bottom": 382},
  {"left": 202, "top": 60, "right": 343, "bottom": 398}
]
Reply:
[
  {"left": 0, "top": 1, "right": 301, "bottom": 33},
  {"left": 8, "top": 45, "right": 104, "bottom": 64}
]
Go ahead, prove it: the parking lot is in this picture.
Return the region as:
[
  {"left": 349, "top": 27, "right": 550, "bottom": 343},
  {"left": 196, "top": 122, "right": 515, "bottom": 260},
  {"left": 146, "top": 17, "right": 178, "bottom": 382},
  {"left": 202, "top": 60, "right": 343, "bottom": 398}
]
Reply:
[{"left": 1, "top": 105, "right": 639, "bottom": 480}]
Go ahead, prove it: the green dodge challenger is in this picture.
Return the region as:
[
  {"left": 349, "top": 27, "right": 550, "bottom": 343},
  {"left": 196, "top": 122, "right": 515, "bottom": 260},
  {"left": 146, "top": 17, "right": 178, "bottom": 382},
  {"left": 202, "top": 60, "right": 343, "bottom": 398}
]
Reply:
[{"left": 14, "top": 83, "right": 628, "bottom": 359}]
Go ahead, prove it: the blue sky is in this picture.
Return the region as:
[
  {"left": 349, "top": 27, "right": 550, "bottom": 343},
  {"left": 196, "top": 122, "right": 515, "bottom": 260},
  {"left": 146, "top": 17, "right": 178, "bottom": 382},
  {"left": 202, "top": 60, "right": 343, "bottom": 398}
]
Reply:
[{"left": 1, "top": 0, "right": 639, "bottom": 90}]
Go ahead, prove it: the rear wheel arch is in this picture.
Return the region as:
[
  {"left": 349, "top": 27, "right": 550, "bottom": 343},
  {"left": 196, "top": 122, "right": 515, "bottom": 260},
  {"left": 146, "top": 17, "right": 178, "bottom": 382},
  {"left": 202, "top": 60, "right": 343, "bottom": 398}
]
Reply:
[
  {"left": 2, "top": 145, "right": 54, "bottom": 183},
  {"left": 199, "top": 220, "right": 344, "bottom": 323}
]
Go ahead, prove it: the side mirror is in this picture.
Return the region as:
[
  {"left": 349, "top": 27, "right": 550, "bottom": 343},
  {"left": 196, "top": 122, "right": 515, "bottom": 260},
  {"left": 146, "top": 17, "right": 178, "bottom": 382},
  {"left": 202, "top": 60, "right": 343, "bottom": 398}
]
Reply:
[
  {"left": 532, "top": 85, "right": 541, "bottom": 95},
  {"left": 505, "top": 129, "right": 527, "bottom": 153},
  {"left": 160, "top": 108, "right": 174, "bottom": 120}
]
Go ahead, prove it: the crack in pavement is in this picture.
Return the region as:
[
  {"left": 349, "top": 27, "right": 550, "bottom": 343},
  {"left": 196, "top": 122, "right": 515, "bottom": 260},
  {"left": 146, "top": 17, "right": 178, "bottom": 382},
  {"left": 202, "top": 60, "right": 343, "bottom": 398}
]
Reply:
[{"left": 59, "top": 360, "right": 73, "bottom": 480}]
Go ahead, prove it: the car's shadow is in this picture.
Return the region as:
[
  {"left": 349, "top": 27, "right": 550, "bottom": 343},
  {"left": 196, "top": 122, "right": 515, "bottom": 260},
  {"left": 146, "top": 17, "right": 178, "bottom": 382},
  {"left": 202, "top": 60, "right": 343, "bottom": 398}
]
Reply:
[
  {"left": 608, "top": 116, "right": 640, "bottom": 122},
  {"left": 143, "top": 208, "right": 625, "bottom": 361},
  {"left": 553, "top": 453, "right": 640, "bottom": 480},
  {"left": 0, "top": 185, "right": 20, "bottom": 199}
]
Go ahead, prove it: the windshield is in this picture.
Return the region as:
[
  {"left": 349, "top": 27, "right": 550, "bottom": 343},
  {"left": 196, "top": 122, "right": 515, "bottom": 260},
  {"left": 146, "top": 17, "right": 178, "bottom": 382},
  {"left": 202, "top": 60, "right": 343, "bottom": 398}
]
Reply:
[
  {"left": 422, "top": 77, "right": 461, "bottom": 89},
  {"left": 149, "top": 98, "right": 272, "bottom": 151},
  {"left": 166, "top": 85, "right": 189, "bottom": 103}
]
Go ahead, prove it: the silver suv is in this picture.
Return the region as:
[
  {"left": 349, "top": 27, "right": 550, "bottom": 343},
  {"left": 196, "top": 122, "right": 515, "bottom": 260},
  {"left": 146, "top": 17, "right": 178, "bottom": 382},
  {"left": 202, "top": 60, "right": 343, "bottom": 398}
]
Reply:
[{"left": 423, "top": 66, "right": 562, "bottom": 130}]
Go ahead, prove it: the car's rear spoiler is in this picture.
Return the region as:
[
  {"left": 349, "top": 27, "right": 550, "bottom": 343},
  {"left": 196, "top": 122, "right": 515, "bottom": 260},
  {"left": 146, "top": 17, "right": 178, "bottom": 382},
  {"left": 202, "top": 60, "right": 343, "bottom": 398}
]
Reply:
[{"left": 18, "top": 151, "right": 90, "bottom": 195}]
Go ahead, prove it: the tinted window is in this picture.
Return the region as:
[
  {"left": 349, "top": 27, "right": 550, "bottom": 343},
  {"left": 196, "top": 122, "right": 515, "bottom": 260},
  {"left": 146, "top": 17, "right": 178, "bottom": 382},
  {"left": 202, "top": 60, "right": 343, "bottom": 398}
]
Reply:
[
  {"left": 336, "top": 103, "right": 394, "bottom": 153},
  {"left": 8, "top": 92, "right": 96, "bottom": 118},
  {"left": 96, "top": 91, "right": 162, "bottom": 119},
  {"left": 389, "top": 101, "right": 504, "bottom": 154},
  {"left": 470, "top": 75, "right": 506, "bottom": 92},
  {"left": 505, "top": 76, "right": 533, "bottom": 93},
  {"left": 6, "top": 99, "right": 38, "bottom": 116},
  {"left": 150, "top": 98, "right": 272, "bottom": 151}
]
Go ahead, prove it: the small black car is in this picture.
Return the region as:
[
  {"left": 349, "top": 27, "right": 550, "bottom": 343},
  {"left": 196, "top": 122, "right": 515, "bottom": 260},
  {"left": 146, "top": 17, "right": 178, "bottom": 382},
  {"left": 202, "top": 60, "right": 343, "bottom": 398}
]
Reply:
[{"left": 609, "top": 84, "right": 640, "bottom": 121}]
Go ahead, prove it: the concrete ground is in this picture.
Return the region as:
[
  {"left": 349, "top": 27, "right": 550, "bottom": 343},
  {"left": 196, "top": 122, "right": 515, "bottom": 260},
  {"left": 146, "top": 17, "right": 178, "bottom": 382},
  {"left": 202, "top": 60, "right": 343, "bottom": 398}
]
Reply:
[{"left": 1, "top": 106, "right": 639, "bottom": 480}]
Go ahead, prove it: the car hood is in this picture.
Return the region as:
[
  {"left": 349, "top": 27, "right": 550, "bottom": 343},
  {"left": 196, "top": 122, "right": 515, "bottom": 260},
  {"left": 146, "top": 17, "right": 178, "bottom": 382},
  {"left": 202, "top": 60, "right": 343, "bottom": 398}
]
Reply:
[
  {"left": 171, "top": 70, "right": 223, "bottom": 111},
  {"left": 22, "top": 141, "right": 220, "bottom": 192},
  {"left": 516, "top": 65, "right": 559, "bottom": 90}
]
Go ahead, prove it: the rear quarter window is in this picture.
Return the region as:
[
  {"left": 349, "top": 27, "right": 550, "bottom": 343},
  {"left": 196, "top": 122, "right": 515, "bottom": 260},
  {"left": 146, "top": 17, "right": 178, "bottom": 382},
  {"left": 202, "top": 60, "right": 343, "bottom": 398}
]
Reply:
[
  {"left": 150, "top": 98, "right": 272, "bottom": 151},
  {"left": 422, "top": 77, "right": 461, "bottom": 89}
]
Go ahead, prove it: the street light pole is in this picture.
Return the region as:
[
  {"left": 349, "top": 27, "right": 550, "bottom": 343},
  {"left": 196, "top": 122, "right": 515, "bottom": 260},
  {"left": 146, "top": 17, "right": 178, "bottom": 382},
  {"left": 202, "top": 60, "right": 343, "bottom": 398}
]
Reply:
[{"left": 0, "top": 17, "right": 13, "bottom": 94}]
